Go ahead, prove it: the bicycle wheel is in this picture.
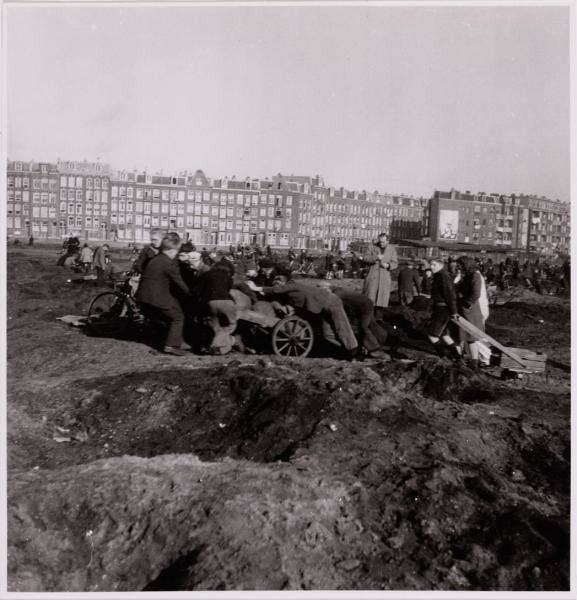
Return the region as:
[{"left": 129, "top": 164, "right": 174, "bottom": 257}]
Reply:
[{"left": 88, "top": 292, "right": 129, "bottom": 319}]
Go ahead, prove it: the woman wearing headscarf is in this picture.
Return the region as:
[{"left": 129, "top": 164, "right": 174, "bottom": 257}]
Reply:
[{"left": 456, "top": 256, "right": 490, "bottom": 368}]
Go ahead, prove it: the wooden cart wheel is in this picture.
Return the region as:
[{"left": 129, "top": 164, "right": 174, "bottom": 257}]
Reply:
[{"left": 271, "top": 315, "right": 314, "bottom": 358}]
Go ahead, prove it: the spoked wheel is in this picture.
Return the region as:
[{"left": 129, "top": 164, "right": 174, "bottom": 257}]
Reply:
[
  {"left": 271, "top": 315, "right": 314, "bottom": 358},
  {"left": 88, "top": 292, "right": 129, "bottom": 319}
]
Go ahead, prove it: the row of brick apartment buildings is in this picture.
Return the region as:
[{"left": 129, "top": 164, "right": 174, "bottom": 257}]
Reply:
[
  {"left": 5, "top": 159, "right": 570, "bottom": 255},
  {"left": 5, "top": 159, "right": 428, "bottom": 251}
]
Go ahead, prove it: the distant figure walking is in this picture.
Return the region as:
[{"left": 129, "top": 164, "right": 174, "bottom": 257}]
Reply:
[
  {"left": 92, "top": 243, "right": 110, "bottom": 284},
  {"left": 80, "top": 243, "right": 94, "bottom": 273}
]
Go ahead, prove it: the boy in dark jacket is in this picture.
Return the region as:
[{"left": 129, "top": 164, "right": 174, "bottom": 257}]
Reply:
[
  {"left": 427, "top": 257, "right": 462, "bottom": 361},
  {"left": 135, "top": 232, "right": 191, "bottom": 356},
  {"left": 195, "top": 260, "right": 237, "bottom": 355}
]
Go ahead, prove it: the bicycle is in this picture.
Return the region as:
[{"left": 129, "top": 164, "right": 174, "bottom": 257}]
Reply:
[{"left": 86, "top": 272, "right": 146, "bottom": 335}]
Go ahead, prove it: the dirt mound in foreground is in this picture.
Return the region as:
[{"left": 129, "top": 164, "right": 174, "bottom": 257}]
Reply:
[{"left": 8, "top": 360, "right": 569, "bottom": 592}]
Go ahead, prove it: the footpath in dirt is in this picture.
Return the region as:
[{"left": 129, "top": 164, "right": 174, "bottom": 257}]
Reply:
[{"left": 6, "top": 249, "right": 571, "bottom": 592}]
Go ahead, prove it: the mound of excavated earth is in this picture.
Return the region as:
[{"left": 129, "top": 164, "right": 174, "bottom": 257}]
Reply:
[{"left": 6, "top": 251, "right": 571, "bottom": 591}]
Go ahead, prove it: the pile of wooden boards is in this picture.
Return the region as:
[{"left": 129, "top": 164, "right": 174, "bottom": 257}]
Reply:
[{"left": 451, "top": 315, "right": 547, "bottom": 374}]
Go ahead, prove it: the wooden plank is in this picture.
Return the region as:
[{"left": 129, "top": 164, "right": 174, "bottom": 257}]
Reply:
[
  {"left": 501, "top": 357, "right": 546, "bottom": 371},
  {"left": 451, "top": 315, "right": 527, "bottom": 368},
  {"left": 501, "top": 348, "right": 546, "bottom": 369}
]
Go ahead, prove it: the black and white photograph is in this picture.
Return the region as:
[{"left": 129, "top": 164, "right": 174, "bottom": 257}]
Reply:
[{"left": 2, "top": 0, "right": 573, "bottom": 595}]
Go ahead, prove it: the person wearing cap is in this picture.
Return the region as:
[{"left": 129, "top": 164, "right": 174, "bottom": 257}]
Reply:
[
  {"left": 363, "top": 232, "right": 398, "bottom": 318},
  {"left": 427, "top": 257, "right": 462, "bottom": 361},
  {"left": 136, "top": 232, "right": 192, "bottom": 356},
  {"left": 178, "top": 243, "right": 210, "bottom": 290},
  {"left": 249, "top": 274, "right": 359, "bottom": 358},
  {"left": 132, "top": 228, "right": 167, "bottom": 275}
]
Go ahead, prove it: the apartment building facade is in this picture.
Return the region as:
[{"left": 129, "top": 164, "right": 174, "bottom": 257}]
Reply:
[
  {"left": 7, "top": 159, "right": 429, "bottom": 250},
  {"left": 429, "top": 189, "right": 570, "bottom": 254}
]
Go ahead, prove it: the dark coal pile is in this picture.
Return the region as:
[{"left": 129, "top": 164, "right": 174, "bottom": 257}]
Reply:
[{"left": 6, "top": 250, "right": 571, "bottom": 592}]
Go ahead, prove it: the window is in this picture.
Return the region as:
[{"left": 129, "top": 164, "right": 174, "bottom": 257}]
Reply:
[
  {"left": 111, "top": 186, "right": 118, "bottom": 197},
  {"left": 33, "top": 179, "right": 41, "bottom": 190},
  {"left": 153, "top": 189, "right": 160, "bottom": 199}
]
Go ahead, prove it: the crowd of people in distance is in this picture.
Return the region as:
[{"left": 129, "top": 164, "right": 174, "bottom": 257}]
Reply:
[{"left": 57, "top": 229, "right": 570, "bottom": 365}]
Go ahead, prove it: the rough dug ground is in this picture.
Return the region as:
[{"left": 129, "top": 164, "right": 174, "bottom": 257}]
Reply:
[{"left": 6, "top": 248, "right": 570, "bottom": 592}]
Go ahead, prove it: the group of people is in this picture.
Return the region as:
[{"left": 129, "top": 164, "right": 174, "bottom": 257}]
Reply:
[
  {"left": 358, "top": 232, "right": 490, "bottom": 367},
  {"left": 57, "top": 236, "right": 112, "bottom": 283},
  {"left": 79, "top": 227, "right": 563, "bottom": 367},
  {"left": 129, "top": 229, "right": 403, "bottom": 359}
]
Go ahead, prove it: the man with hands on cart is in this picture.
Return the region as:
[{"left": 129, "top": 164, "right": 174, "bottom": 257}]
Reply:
[{"left": 247, "top": 274, "right": 360, "bottom": 359}]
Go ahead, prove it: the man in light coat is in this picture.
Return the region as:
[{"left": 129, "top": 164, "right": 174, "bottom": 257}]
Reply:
[{"left": 362, "top": 233, "right": 398, "bottom": 318}]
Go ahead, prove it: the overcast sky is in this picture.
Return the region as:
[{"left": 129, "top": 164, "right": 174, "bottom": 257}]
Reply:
[{"left": 6, "top": 4, "right": 571, "bottom": 200}]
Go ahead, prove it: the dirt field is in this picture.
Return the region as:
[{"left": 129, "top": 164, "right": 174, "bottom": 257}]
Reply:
[{"left": 6, "top": 247, "right": 570, "bottom": 592}]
